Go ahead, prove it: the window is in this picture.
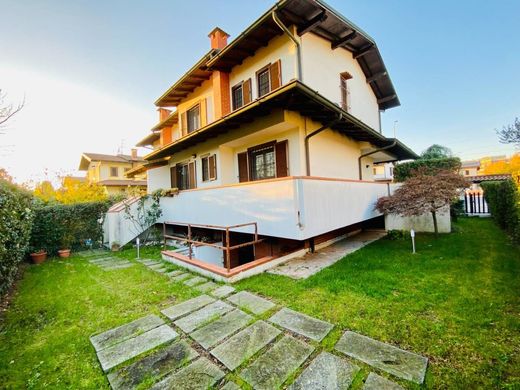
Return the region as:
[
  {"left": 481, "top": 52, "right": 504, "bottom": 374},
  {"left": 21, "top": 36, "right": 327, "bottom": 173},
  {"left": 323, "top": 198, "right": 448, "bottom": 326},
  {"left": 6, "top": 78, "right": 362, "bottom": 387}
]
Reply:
[
  {"left": 110, "top": 167, "right": 118, "bottom": 177},
  {"left": 232, "top": 84, "right": 243, "bottom": 110},
  {"left": 340, "top": 72, "right": 352, "bottom": 112},
  {"left": 171, "top": 162, "right": 196, "bottom": 190},
  {"left": 187, "top": 105, "right": 200, "bottom": 133},
  {"left": 465, "top": 170, "right": 470, "bottom": 176},
  {"left": 250, "top": 143, "right": 276, "bottom": 180},
  {"left": 201, "top": 154, "right": 217, "bottom": 182},
  {"left": 257, "top": 68, "right": 271, "bottom": 97}
]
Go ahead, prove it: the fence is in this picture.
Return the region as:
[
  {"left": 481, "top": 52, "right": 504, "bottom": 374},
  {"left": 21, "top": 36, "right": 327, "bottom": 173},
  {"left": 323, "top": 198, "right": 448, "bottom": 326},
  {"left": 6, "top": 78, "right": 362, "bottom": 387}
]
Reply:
[{"left": 463, "top": 191, "right": 489, "bottom": 214}]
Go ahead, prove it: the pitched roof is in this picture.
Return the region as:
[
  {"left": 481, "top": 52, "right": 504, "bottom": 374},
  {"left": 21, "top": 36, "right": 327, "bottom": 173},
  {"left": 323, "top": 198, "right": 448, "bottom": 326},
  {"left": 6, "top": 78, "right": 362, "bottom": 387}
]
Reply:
[
  {"left": 97, "top": 179, "right": 147, "bottom": 186},
  {"left": 146, "top": 80, "right": 416, "bottom": 161},
  {"left": 79, "top": 153, "right": 145, "bottom": 170},
  {"left": 466, "top": 174, "right": 512, "bottom": 183}
]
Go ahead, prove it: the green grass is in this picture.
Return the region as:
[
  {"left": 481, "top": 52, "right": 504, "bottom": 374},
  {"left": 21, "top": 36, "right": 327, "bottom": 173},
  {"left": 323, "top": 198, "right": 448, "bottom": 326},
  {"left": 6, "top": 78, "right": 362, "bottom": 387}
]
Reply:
[
  {"left": 0, "top": 218, "right": 518, "bottom": 388},
  {"left": 235, "top": 218, "right": 520, "bottom": 389}
]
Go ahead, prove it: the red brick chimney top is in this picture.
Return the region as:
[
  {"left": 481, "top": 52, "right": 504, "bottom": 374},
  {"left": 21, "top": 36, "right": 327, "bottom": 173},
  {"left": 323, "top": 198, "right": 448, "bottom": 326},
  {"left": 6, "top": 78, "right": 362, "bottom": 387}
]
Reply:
[{"left": 208, "top": 27, "right": 230, "bottom": 50}]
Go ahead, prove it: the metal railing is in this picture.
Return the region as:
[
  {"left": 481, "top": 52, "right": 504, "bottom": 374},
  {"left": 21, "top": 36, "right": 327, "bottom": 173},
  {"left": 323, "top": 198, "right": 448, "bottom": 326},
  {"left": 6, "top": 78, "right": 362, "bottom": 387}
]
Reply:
[{"left": 162, "top": 221, "right": 262, "bottom": 272}]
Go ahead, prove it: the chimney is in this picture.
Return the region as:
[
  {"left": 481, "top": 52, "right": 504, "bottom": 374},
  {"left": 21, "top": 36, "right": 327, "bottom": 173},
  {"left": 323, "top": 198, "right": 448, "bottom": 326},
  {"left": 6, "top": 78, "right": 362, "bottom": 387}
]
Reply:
[
  {"left": 158, "top": 108, "right": 172, "bottom": 122},
  {"left": 208, "top": 27, "right": 230, "bottom": 50},
  {"left": 131, "top": 148, "right": 138, "bottom": 159}
]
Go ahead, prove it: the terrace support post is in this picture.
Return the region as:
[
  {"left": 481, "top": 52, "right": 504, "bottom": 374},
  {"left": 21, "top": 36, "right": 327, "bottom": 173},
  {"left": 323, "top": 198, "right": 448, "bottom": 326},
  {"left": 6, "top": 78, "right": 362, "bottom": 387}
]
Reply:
[
  {"left": 226, "top": 228, "right": 230, "bottom": 272},
  {"left": 188, "top": 224, "right": 192, "bottom": 259}
]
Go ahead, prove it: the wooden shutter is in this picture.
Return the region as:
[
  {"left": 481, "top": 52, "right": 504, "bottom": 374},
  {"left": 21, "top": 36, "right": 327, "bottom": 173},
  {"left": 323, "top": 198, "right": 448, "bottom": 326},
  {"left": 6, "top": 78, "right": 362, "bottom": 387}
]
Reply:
[
  {"left": 237, "top": 152, "right": 249, "bottom": 182},
  {"left": 200, "top": 98, "right": 207, "bottom": 127},
  {"left": 275, "top": 140, "right": 288, "bottom": 178},
  {"left": 269, "top": 60, "right": 282, "bottom": 90},
  {"left": 188, "top": 161, "right": 196, "bottom": 189},
  {"left": 209, "top": 154, "right": 217, "bottom": 180},
  {"left": 243, "top": 79, "right": 252, "bottom": 105},
  {"left": 170, "top": 165, "right": 177, "bottom": 188},
  {"left": 181, "top": 112, "right": 187, "bottom": 136}
]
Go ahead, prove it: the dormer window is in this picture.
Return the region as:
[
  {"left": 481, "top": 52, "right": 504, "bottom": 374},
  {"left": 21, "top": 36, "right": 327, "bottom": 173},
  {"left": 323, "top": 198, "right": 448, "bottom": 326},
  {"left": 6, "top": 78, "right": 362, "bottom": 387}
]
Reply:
[{"left": 340, "top": 72, "right": 352, "bottom": 112}]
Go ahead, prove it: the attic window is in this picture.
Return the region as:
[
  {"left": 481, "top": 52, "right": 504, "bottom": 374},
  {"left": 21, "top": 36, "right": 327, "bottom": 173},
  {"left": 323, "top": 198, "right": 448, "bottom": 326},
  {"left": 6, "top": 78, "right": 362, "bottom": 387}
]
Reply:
[{"left": 340, "top": 72, "right": 352, "bottom": 112}]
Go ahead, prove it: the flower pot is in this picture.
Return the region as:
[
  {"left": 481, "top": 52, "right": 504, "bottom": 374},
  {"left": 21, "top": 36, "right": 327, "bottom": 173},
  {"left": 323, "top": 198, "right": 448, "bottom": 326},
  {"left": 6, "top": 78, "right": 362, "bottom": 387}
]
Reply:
[
  {"left": 58, "top": 249, "right": 71, "bottom": 258},
  {"left": 30, "top": 251, "right": 47, "bottom": 264}
]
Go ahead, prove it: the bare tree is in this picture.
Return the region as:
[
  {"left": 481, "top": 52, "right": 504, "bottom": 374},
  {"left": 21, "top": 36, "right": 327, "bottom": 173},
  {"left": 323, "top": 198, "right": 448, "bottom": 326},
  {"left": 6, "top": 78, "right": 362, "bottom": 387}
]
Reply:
[
  {"left": 496, "top": 118, "right": 520, "bottom": 147},
  {"left": 0, "top": 89, "right": 24, "bottom": 132},
  {"left": 375, "top": 168, "right": 469, "bottom": 236}
]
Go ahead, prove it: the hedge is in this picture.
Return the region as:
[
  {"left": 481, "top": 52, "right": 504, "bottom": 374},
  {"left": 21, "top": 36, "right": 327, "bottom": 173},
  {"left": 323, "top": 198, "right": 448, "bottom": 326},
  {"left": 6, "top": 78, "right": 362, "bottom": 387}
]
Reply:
[
  {"left": 30, "top": 201, "right": 110, "bottom": 255},
  {"left": 0, "top": 180, "right": 33, "bottom": 295},
  {"left": 394, "top": 157, "right": 461, "bottom": 182},
  {"left": 481, "top": 179, "right": 520, "bottom": 244}
]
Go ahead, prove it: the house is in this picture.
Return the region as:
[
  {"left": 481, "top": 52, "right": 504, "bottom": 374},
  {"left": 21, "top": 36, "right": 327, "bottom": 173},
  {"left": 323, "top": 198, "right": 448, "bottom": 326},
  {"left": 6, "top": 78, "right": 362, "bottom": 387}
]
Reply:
[
  {"left": 78, "top": 149, "right": 147, "bottom": 195},
  {"left": 460, "top": 160, "right": 480, "bottom": 177},
  {"left": 373, "top": 163, "right": 394, "bottom": 182},
  {"left": 133, "top": 0, "right": 418, "bottom": 281}
]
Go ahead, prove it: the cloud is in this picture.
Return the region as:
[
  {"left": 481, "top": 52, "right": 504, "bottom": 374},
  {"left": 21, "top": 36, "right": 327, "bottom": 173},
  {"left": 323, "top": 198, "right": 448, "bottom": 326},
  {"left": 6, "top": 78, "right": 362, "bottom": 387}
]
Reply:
[{"left": 0, "top": 65, "right": 155, "bottom": 184}]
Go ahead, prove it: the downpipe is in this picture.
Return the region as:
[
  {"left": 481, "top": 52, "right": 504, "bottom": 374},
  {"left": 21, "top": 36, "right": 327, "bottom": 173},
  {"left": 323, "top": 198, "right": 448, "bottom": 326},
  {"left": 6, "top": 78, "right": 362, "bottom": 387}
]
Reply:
[{"left": 272, "top": 11, "right": 302, "bottom": 81}]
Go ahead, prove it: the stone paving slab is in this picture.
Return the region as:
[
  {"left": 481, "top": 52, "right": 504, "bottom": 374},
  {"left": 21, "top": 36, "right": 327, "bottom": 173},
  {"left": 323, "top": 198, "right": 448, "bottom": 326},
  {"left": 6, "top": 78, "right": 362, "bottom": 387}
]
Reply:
[
  {"left": 363, "top": 372, "right": 404, "bottom": 389},
  {"left": 335, "top": 331, "right": 428, "bottom": 384},
  {"left": 102, "top": 263, "right": 135, "bottom": 271},
  {"left": 97, "top": 324, "right": 178, "bottom": 372},
  {"left": 171, "top": 273, "right": 191, "bottom": 282},
  {"left": 269, "top": 307, "right": 333, "bottom": 341},
  {"left": 90, "top": 314, "right": 165, "bottom": 351},
  {"left": 288, "top": 352, "right": 359, "bottom": 390},
  {"left": 240, "top": 335, "right": 314, "bottom": 390},
  {"left": 148, "top": 263, "right": 166, "bottom": 270},
  {"left": 166, "top": 270, "right": 184, "bottom": 277},
  {"left": 174, "top": 300, "right": 234, "bottom": 333},
  {"left": 194, "top": 281, "right": 217, "bottom": 293},
  {"left": 107, "top": 340, "right": 198, "bottom": 390},
  {"left": 150, "top": 357, "right": 225, "bottom": 390},
  {"left": 154, "top": 267, "right": 168, "bottom": 273},
  {"left": 190, "top": 309, "right": 252, "bottom": 349},
  {"left": 183, "top": 276, "right": 207, "bottom": 286},
  {"left": 210, "top": 320, "right": 281, "bottom": 371},
  {"left": 161, "top": 295, "right": 215, "bottom": 321},
  {"left": 226, "top": 291, "right": 275, "bottom": 315},
  {"left": 140, "top": 260, "right": 160, "bottom": 266},
  {"left": 78, "top": 249, "right": 108, "bottom": 257},
  {"left": 211, "top": 285, "right": 235, "bottom": 298},
  {"left": 88, "top": 257, "right": 117, "bottom": 263},
  {"left": 221, "top": 381, "right": 241, "bottom": 390}
]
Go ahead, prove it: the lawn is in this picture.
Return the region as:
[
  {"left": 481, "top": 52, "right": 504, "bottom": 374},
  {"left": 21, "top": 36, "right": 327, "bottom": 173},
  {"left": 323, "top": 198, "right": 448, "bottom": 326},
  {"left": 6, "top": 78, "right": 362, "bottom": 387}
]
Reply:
[{"left": 0, "top": 218, "right": 518, "bottom": 389}]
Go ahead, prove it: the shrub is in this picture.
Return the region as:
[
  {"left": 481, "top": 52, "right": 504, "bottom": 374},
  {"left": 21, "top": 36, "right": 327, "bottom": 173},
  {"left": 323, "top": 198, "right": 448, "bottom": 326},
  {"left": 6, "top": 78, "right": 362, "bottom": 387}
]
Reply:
[
  {"left": 30, "top": 201, "right": 110, "bottom": 255},
  {"left": 0, "top": 180, "right": 33, "bottom": 295},
  {"left": 481, "top": 179, "right": 520, "bottom": 244},
  {"left": 386, "top": 229, "right": 408, "bottom": 240},
  {"left": 394, "top": 157, "right": 461, "bottom": 182}
]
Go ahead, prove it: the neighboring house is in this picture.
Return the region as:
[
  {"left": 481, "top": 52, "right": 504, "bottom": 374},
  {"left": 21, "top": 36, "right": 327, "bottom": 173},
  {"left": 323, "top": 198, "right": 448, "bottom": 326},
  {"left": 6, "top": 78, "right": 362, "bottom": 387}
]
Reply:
[
  {"left": 132, "top": 0, "right": 418, "bottom": 280},
  {"left": 460, "top": 160, "right": 480, "bottom": 177},
  {"left": 78, "top": 149, "right": 147, "bottom": 195},
  {"left": 373, "top": 163, "right": 394, "bottom": 182}
]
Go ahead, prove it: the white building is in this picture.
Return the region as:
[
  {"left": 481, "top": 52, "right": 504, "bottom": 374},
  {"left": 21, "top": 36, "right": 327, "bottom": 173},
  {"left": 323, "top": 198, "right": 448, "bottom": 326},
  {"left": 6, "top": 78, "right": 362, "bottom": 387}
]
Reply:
[{"left": 132, "top": 0, "right": 417, "bottom": 280}]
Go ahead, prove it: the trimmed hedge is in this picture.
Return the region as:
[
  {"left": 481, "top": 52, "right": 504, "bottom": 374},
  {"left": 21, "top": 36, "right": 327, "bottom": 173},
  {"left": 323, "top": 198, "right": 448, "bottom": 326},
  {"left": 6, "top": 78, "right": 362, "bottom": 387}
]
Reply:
[
  {"left": 394, "top": 157, "right": 461, "bottom": 182},
  {"left": 481, "top": 179, "right": 520, "bottom": 244},
  {"left": 0, "top": 180, "right": 33, "bottom": 295},
  {"left": 30, "top": 201, "right": 110, "bottom": 255}
]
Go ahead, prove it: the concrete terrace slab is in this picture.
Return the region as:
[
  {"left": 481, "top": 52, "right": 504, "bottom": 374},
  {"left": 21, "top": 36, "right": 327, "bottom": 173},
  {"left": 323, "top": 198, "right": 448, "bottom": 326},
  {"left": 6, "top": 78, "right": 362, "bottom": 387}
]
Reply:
[
  {"left": 170, "top": 273, "right": 191, "bottom": 282},
  {"left": 210, "top": 320, "right": 281, "bottom": 371},
  {"left": 226, "top": 291, "right": 275, "bottom": 315},
  {"left": 211, "top": 285, "right": 235, "bottom": 298},
  {"left": 194, "top": 281, "right": 217, "bottom": 293},
  {"left": 268, "top": 231, "right": 386, "bottom": 279},
  {"left": 190, "top": 309, "right": 252, "bottom": 349},
  {"left": 363, "top": 372, "right": 404, "bottom": 389},
  {"left": 161, "top": 295, "right": 215, "bottom": 321},
  {"left": 174, "top": 300, "right": 234, "bottom": 333},
  {"left": 150, "top": 357, "right": 225, "bottom": 390},
  {"left": 97, "top": 324, "right": 178, "bottom": 372},
  {"left": 240, "top": 335, "right": 314, "bottom": 390},
  {"left": 335, "top": 331, "right": 428, "bottom": 384},
  {"left": 269, "top": 307, "right": 333, "bottom": 341},
  {"left": 107, "top": 340, "right": 198, "bottom": 390},
  {"left": 288, "top": 352, "right": 360, "bottom": 390},
  {"left": 90, "top": 314, "right": 165, "bottom": 351},
  {"left": 183, "top": 276, "right": 207, "bottom": 286}
]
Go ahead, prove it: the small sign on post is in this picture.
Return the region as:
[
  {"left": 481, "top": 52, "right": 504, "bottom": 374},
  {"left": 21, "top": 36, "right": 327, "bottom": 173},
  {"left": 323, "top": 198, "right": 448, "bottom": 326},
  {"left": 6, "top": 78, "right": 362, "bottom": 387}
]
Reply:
[
  {"left": 136, "top": 238, "right": 140, "bottom": 260},
  {"left": 410, "top": 229, "right": 416, "bottom": 254}
]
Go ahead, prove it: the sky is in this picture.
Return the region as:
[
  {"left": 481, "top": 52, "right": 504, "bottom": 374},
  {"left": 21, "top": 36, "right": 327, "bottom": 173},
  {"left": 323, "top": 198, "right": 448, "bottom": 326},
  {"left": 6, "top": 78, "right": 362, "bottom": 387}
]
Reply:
[{"left": 1, "top": 0, "right": 519, "bottom": 184}]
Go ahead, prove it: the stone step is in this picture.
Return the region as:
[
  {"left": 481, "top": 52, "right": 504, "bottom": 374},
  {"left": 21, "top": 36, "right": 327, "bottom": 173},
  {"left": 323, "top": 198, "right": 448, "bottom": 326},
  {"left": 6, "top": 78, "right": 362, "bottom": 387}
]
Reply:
[
  {"left": 150, "top": 357, "right": 225, "bottom": 390},
  {"left": 190, "top": 309, "right": 252, "bottom": 349},
  {"left": 174, "top": 300, "right": 234, "bottom": 333},
  {"left": 194, "top": 281, "right": 217, "bottom": 293},
  {"left": 170, "top": 273, "right": 191, "bottom": 282},
  {"left": 288, "top": 352, "right": 359, "bottom": 390},
  {"left": 183, "top": 276, "right": 207, "bottom": 287},
  {"left": 240, "top": 335, "right": 314, "bottom": 390},
  {"left": 211, "top": 285, "right": 236, "bottom": 298},
  {"left": 269, "top": 307, "right": 333, "bottom": 341},
  {"left": 161, "top": 295, "right": 215, "bottom": 321},
  {"left": 227, "top": 291, "right": 275, "bottom": 315},
  {"left": 362, "top": 372, "right": 404, "bottom": 389},
  {"left": 335, "top": 331, "right": 428, "bottom": 384}
]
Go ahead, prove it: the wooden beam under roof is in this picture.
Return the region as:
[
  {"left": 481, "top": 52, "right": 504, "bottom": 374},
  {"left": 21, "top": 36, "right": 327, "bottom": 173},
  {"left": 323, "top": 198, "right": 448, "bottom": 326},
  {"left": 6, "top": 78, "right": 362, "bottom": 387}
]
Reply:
[
  {"left": 331, "top": 31, "right": 357, "bottom": 49},
  {"left": 353, "top": 44, "right": 375, "bottom": 59},
  {"left": 366, "top": 71, "right": 388, "bottom": 84},
  {"left": 377, "top": 94, "right": 397, "bottom": 104},
  {"left": 297, "top": 10, "right": 328, "bottom": 36}
]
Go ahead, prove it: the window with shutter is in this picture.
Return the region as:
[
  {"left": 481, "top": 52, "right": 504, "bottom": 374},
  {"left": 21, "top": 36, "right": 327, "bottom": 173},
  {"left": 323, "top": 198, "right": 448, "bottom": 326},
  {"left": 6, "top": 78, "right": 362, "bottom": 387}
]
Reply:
[
  {"left": 188, "top": 161, "right": 196, "bottom": 189},
  {"left": 243, "top": 79, "right": 252, "bottom": 104},
  {"left": 340, "top": 72, "right": 352, "bottom": 112},
  {"left": 232, "top": 83, "right": 243, "bottom": 110},
  {"left": 170, "top": 165, "right": 177, "bottom": 189},
  {"left": 269, "top": 60, "right": 282, "bottom": 90},
  {"left": 187, "top": 105, "right": 200, "bottom": 133},
  {"left": 181, "top": 112, "right": 187, "bottom": 136},
  {"left": 248, "top": 142, "right": 276, "bottom": 181},
  {"left": 237, "top": 152, "right": 249, "bottom": 183},
  {"left": 257, "top": 67, "right": 270, "bottom": 97},
  {"left": 208, "top": 154, "right": 217, "bottom": 180},
  {"left": 275, "top": 140, "right": 288, "bottom": 178}
]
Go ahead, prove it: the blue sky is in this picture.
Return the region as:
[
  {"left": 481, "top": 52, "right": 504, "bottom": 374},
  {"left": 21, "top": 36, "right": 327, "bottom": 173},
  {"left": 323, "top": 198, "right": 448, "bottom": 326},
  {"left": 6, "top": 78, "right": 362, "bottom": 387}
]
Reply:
[{"left": 1, "top": 0, "right": 519, "bottom": 182}]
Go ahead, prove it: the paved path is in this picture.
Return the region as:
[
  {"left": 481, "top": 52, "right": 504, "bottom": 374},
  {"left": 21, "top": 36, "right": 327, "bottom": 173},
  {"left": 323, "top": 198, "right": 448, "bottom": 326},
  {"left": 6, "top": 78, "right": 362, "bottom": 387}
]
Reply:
[
  {"left": 268, "top": 230, "right": 387, "bottom": 279},
  {"left": 88, "top": 253, "right": 426, "bottom": 389},
  {"left": 88, "top": 257, "right": 134, "bottom": 271}
]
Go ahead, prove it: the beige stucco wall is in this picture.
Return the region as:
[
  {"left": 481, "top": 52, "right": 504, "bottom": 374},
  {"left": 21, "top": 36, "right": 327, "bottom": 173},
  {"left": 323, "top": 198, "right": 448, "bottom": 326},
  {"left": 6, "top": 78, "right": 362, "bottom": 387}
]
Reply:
[
  {"left": 301, "top": 32, "right": 381, "bottom": 132},
  {"left": 385, "top": 207, "right": 451, "bottom": 233}
]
